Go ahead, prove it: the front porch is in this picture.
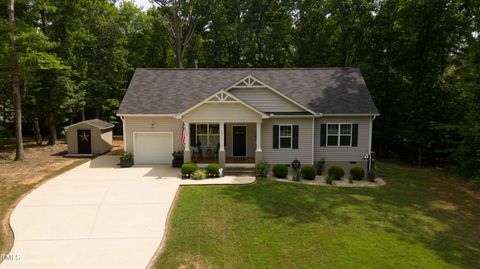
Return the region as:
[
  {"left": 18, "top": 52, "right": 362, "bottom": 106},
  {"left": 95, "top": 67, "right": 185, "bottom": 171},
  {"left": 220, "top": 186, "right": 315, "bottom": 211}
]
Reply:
[{"left": 183, "top": 122, "right": 263, "bottom": 167}]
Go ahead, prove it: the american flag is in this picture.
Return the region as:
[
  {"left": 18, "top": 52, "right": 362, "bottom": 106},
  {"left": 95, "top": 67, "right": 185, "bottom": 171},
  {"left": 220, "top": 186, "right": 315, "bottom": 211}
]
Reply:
[{"left": 181, "top": 123, "right": 186, "bottom": 146}]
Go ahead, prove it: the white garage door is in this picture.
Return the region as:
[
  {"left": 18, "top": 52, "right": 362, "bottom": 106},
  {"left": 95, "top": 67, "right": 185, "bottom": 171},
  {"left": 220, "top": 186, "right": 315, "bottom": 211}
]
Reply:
[{"left": 134, "top": 132, "right": 173, "bottom": 164}]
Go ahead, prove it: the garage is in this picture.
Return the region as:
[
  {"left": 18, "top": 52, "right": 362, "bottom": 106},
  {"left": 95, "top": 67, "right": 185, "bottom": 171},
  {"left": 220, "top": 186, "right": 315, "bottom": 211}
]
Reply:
[{"left": 134, "top": 132, "right": 173, "bottom": 164}]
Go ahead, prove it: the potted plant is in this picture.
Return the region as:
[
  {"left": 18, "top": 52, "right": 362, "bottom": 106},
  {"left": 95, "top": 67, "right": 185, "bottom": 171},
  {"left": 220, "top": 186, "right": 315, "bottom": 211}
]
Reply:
[
  {"left": 172, "top": 150, "right": 184, "bottom": 167},
  {"left": 120, "top": 152, "right": 134, "bottom": 167}
]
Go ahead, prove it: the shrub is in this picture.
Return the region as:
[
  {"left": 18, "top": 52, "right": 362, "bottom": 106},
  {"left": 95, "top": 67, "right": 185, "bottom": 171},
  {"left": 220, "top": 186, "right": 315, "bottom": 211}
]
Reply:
[
  {"left": 206, "top": 163, "right": 221, "bottom": 177},
  {"left": 328, "top": 166, "right": 344, "bottom": 180},
  {"left": 367, "top": 170, "right": 376, "bottom": 182},
  {"left": 301, "top": 165, "right": 316, "bottom": 180},
  {"left": 192, "top": 169, "right": 207, "bottom": 180},
  {"left": 349, "top": 176, "right": 353, "bottom": 184},
  {"left": 325, "top": 176, "right": 333, "bottom": 185},
  {"left": 255, "top": 161, "right": 270, "bottom": 178},
  {"left": 315, "top": 158, "right": 325, "bottom": 175},
  {"left": 120, "top": 152, "right": 133, "bottom": 161},
  {"left": 468, "top": 176, "right": 480, "bottom": 190},
  {"left": 350, "top": 166, "right": 365, "bottom": 180},
  {"left": 181, "top": 162, "right": 197, "bottom": 175},
  {"left": 272, "top": 164, "right": 288, "bottom": 178}
]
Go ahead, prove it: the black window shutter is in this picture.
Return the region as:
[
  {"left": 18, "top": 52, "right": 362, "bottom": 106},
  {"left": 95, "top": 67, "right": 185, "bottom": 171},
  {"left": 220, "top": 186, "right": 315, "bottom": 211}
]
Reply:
[
  {"left": 320, "top": 124, "right": 327, "bottom": 147},
  {"left": 352, "top": 124, "right": 358, "bottom": 147},
  {"left": 292, "top": 125, "right": 299, "bottom": 149},
  {"left": 224, "top": 124, "right": 227, "bottom": 147},
  {"left": 190, "top": 124, "right": 196, "bottom": 146},
  {"left": 273, "top": 125, "right": 279, "bottom": 149}
]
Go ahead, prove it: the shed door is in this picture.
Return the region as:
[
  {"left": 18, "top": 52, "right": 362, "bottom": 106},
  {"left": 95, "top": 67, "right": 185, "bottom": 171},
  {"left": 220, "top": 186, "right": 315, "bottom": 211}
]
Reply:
[
  {"left": 134, "top": 133, "right": 173, "bottom": 164},
  {"left": 77, "top": 130, "right": 92, "bottom": 154}
]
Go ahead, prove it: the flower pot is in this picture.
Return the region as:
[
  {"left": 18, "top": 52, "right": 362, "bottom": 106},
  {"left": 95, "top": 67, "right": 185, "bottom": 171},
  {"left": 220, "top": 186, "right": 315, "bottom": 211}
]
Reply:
[
  {"left": 172, "top": 159, "right": 184, "bottom": 168},
  {"left": 120, "top": 159, "right": 134, "bottom": 168}
]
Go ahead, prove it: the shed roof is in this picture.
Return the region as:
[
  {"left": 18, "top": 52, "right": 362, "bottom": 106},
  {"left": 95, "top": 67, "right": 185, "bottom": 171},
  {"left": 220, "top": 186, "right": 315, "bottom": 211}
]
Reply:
[{"left": 65, "top": 119, "right": 114, "bottom": 130}]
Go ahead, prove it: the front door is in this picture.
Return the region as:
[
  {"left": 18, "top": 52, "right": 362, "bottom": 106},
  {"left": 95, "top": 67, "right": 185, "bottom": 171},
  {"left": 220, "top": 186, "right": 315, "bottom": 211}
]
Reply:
[
  {"left": 232, "top": 126, "right": 246, "bottom": 156},
  {"left": 77, "top": 129, "right": 92, "bottom": 154}
]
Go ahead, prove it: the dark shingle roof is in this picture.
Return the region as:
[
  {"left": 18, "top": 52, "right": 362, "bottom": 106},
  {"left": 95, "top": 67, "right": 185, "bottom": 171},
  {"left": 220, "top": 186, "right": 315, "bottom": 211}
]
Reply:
[
  {"left": 65, "top": 119, "right": 114, "bottom": 130},
  {"left": 117, "top": 68, "right": 378, "bottom": 115}
]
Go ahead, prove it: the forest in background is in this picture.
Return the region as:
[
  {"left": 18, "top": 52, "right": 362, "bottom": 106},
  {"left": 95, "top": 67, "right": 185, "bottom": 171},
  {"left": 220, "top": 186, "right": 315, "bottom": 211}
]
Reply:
[{"left": 1, "top": 0, "right": 479, "bottom": 186}]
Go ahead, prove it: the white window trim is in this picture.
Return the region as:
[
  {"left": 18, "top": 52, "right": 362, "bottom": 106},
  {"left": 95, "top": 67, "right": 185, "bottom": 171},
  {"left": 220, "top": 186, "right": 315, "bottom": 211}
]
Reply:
[
  {"left": 195, "top": 123, "right": 220, "bottom": 147},
  {"left": 326, "top": 123, "right": 353, "bottom": 147},
  {"left": 279, "top": 124, "right": 293, "bottom": 149}
]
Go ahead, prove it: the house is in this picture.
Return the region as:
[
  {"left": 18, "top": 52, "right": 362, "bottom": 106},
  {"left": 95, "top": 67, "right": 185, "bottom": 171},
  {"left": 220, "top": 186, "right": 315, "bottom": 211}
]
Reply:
[
  {"left": 117, "top": 68, "right": 379, "bottom": 173},
  {"left": 65, "top": 119, "right": 114, "bottom": 156}
]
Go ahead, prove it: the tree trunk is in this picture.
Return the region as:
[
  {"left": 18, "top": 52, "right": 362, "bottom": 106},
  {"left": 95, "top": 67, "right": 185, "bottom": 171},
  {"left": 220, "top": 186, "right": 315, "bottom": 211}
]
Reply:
[
  {"left": 80, "top": 107, "right": 85, "bottom": 121},
  {"left": 32, "top": 118, "right": 42, "bottom": 145},
  {"left": 8, "top": 0, "right": 24, "bottom": 161},
  {"left": 47, "top": 112, "right": 57, "bottom": 145}
]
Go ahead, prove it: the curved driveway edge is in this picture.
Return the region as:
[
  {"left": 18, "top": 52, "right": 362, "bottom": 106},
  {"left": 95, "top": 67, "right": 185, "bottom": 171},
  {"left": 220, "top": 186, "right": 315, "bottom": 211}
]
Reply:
[{"left": 1, "top": 156, "right": 181, "bottom": 269}]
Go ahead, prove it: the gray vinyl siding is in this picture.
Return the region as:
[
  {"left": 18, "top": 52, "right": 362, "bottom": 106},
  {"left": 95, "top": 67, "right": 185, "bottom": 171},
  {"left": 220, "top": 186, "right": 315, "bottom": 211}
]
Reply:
[
  {"left": 183, "top": 103, "right": 262, "bottom": 123},
  {"left": 124, "top": 116, "right": 183, "bottom": 153},
  {"left": 261, "top": 118, "right": 313, "bottom": 165},
  {"left": 229, "top": 87, "right": 305, "bottom": 113},
  {"left": 314, "top": 116, "right": 370, "bottom": 162},
  {"left": 225, "top": 123, "right": 256, "bottom": 158}
]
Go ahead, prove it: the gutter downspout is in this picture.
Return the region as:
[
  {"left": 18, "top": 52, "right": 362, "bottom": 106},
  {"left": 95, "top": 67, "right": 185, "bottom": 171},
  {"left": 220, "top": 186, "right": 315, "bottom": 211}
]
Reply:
[{"left": 120, "top": 116, "right": 126, "bottom": 152}]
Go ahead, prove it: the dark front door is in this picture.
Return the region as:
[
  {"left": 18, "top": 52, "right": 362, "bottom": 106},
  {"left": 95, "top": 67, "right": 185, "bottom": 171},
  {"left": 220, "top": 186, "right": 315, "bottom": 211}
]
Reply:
[
  {"left": 77, "top": 129, "right": 92, "bottom": 154},
  {"left": 232, "top": 126, "right": 246, "bottom": 156}
]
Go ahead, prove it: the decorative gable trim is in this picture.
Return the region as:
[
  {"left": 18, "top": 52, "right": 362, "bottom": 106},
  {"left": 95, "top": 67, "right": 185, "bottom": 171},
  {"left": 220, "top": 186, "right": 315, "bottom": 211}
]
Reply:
[
  {"left": 226, "top": 75, "right": 317, "bottom": 115},
  {"left": 179, "top": 89, "right": 269, "bottom": 119}
]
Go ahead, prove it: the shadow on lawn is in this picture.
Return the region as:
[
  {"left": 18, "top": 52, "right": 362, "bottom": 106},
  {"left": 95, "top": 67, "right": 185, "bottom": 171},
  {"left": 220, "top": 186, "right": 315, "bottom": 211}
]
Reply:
[{"left": 219, "top": 163, "right": 480, "bottom": 269}]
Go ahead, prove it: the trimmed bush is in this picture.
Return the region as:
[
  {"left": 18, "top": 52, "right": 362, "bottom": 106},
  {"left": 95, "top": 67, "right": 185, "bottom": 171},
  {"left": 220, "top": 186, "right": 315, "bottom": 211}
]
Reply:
[
  {"left": 301, "top": 165, "right": 316, "bottom": 180},
  {"left": 206, "top": 163, "right": 221, "bottom": 177},
  {"left": 192, "top": 169, "right": 207, "bottom": 180},
  {"left": 468, "top": 176, "right": 480, "bottom": 190},
  {"left": 315, "top": 158, "right": 325, "bottom": 175},
  {"left": 350, "top": 166, "right": 365, "bottom": 180},
  {"left": 367, "top": 170, "right": 376, "bottom": 182},
  {"left": 255, "top": 161, "right": 270, "bottom": 178},
  {"left": 328, "top": 166, "right": 344, "bottom": 180},
  {"left": 272, "top": 164, "right": 288, "bottom": 178},
  {"left": 325, "top": 176, "right": 333, "bottom": 185},
  {"left": 181, "top": 162, "right": 197, "bottom": 175}
]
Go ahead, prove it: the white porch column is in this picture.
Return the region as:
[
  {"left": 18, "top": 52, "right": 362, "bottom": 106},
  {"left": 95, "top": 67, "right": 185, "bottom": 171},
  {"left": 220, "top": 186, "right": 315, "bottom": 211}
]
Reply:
[
  {"left": 255, "top": 121, "right": 263, "bottom": 162},
  {"left": 183, "top": 121, "right": 191, "bottom": 163},
  {"left": 219, "top": 122, "right": 226, "bottom": 167}
]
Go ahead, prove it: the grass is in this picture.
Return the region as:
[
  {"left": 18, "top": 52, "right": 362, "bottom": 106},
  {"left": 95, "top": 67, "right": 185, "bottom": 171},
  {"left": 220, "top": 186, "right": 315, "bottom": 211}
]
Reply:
[
  {"left": 0, "top": 159, "right": 88, "bottom": 256},
  {"left": 156, "top": 161, "right": 480, "bottom": 269}
]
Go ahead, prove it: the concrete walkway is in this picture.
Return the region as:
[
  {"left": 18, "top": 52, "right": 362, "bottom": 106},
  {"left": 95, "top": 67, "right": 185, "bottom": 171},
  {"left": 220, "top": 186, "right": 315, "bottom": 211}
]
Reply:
[{"left": 1, "top": 156, "right": 254, "bottom": 269}]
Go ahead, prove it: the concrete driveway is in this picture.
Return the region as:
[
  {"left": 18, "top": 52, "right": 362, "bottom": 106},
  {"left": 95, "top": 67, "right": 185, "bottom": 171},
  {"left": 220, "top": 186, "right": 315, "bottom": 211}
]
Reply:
[{"left": 1, "top": 156, "right": 181, "bottom": 269}]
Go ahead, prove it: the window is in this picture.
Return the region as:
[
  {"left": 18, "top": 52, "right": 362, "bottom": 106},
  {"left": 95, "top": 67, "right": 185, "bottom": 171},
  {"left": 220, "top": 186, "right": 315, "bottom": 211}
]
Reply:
[
  {"left": 279, "top": 125, "right": 292, "bottom": 149},
  {"left": 196, "top": 124, "right": 219, "bottom": 147},
  {"left": 327, "top": 123, "right": 352, "bottom": 146}
]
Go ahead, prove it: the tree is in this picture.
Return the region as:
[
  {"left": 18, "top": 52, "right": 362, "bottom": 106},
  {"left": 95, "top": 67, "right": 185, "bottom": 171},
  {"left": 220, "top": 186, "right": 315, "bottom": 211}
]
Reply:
[
  {"left": 152, "top": 0, "right": 206, "bottom": 67},
  {"left": 7, "top": 0, "right": 24, "bottom": 160}
]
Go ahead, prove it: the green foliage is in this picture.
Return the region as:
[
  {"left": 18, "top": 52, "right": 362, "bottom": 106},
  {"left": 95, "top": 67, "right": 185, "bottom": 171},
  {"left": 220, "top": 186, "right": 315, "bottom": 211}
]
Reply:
[
  {"left": 255, "top": 161, "right": 270, "bottom": 178},
  {"left": 206, "top": 163, "right": 221, "bottom": 177},
  {"left": 272, "top": 164, "right": 288, "bottom": 178},
  {"left": 350, "top": 167, "right": 366, "bottom": 180},
  {"left": 325, "top": 176, "right": 333, "bottom": 185},
  {"left": 367, "top": 170, "right": 376, "bottom": 182},
  {"left": 172, "top": 150, "right": 183, "bottom": 160},
  {"left": 181, "top": 163, "right": 197, "bottom": 175},
  {"left": 192, "top": 169, "right": 207, "bottom": 180},
  {"left": 315, "top": 159, "right": 325, "bottom": 175},
  {"left": 328, "top": 166, "right": 344, "bottom": 180},
  {"left": 293, "top": 170, "right": 301, "bottom": 182},
  {"left": 120, "top": 152, "right": 133, "bottom": 161},
  {"left": 468, "top": 176, "right": 480, "bottom": 191},
  {"left": 301, "top": 165, "right": 316, "bottom": 180}
]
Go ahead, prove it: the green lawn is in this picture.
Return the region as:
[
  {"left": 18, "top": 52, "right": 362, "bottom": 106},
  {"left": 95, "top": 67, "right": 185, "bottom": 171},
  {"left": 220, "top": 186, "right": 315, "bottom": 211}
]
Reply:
[{"left": 156, "top": 162, "right": 480, "bottom": 269}]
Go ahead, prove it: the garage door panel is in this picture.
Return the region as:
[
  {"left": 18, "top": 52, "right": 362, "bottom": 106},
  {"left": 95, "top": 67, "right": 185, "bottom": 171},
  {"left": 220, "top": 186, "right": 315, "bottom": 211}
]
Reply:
[{"left": 134, "top": 133, "right": 173, "bottom": 164}]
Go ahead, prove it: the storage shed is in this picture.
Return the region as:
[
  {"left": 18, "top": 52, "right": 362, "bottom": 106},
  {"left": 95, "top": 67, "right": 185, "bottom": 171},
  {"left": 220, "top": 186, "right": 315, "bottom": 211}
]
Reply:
[{"left": 65, "top": 119, "right": 114, "bottom": 156}]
